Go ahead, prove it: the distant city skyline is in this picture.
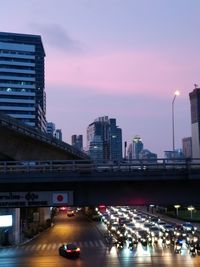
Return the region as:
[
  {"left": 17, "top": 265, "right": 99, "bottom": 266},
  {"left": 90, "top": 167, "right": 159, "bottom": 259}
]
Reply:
[{"left": 1, "top": 0, "right": 199, "bottom": 156}]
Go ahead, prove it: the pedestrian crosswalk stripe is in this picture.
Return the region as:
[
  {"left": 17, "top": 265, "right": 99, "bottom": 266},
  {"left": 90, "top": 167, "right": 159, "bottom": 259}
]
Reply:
[
  {"left": 52, "top": 243, "right": 57, "bottom": 250},
  {"left": 30, "top": 245, "right": 36, "bottom": 251},
  {"left": 83, "top": 241, "right": 88, "bottom": 247},
  {"left": 36, "top": 244, "right": 42, "bottom": 250},
  {"left": 94, "top": 240, "right": 99, "bottom": 247},
  {"left": 45, "top": 244, "right": 49, "bottom": 250},
  {"left": 99, "top": 240, "right": 105, "bottom": 247},
  {"left": 0, "top": 239, "right": 108, "bottom": 253},
  {"left": 89, "top": 241, "right": 94, "bottom": 247},
  {"left": 41, "top": 244, "right": 46, "bottom": 250}
]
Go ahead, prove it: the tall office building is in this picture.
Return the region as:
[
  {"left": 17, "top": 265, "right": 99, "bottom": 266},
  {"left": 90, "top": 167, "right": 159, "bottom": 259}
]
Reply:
[
  {"left": 127, "top": 135, "right": 144, "bottom": 160},
  {"left": 139, "top": 149, "right": 157, "bottom": 161},
  {"left": 133, "top": 135, "right": 143, "bottom": 159},
  {"left": 87, "top": 116, "right": 122, "bottom": 162},
  {"left": 71, "top": 135, "right": 83, "bottom": 151},
  {"left": 46, "top": 122, "right": 55, "bottom": 136},
  {"left": 55, "top": 129, "right": 62, "bottom": 141},
  {"left": 189, "top": 88, "right": 200, "bottom": 158},
  {"left": 0, "top": 32, "right": 46, "bottom": 131}
]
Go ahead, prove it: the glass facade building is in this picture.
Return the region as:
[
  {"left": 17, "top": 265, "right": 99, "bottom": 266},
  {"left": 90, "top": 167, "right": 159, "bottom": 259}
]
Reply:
[
  {"left": 71, "top": 135, "right": 83, "bottom": 151},
  {"left": 87, "top": 116, "right": 122, "bottom": 162},
  {"left": 0, "top": 32, "right": 46, "bottom": 131}
]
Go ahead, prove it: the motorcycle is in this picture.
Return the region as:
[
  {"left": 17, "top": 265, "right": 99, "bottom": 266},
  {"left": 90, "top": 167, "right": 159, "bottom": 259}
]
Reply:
[
  {"left": 148, "top": 236, "right": 152, "bottom": 244},
  {"left": 175, "top": 240, "right": 183, "bottom": 253},
  {"left": 189, "top": 244, "right": 196, "bottom": 256},
  {"left": 175, "top": 243, "right": 182, "bottom": 253},
  {"left": 166, "top": 238, "right": 171, "bottom": 246},
  {"left": 162, "top": 236, "right": 171, "bottom": 246},
  {"left": 116, "top": 241, "right": 124, "bottom": 249},
  {"left": 141, "top": 238, "right": 148, "bottom": 247}
]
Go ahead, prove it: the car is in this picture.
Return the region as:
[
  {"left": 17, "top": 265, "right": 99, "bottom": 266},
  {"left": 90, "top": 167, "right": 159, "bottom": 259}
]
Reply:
[
  {"left": 67, "top": 210, "right": 75, "bottom": 217},
  {"left": 59, "top": 243, "right": 80, "bottom": 258},
  {"left": 59, "top": 206, "right": 67, "bottom": 212},
  {"left": 182, "top": 222, "right": 196, "bottom": 233}
]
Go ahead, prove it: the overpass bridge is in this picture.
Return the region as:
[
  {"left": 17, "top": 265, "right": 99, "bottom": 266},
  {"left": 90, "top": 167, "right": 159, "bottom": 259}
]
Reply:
[
  {"left": 0, "top": 113, "right": 88, "bottom": 160},
  {"left": 0, "top": 159, "right": 200, "bottom": 206}
]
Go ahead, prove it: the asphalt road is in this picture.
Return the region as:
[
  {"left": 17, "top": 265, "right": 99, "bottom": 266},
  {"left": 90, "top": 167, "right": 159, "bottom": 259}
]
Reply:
[{"left": 0, "top": 211, "right": 200, "bottom": 267}]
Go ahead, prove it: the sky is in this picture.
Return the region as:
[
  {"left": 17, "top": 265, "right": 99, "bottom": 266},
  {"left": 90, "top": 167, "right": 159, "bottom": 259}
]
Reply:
[{"left": 1, "top": 0, "right": 200, "bottom": 157}]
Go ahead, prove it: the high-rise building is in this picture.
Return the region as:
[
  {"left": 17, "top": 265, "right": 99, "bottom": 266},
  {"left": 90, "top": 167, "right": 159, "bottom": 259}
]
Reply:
[
  {"left": 182, "top": 137, "right": 192, "bottom": 159},
  {"left": 71, "top": 135, "right": 83, "bottom": 151},
  {"left": 55, "top": 129, "right": 62, "bottom": 141},
  {"left": 88, "top": 135, "right": 103, "bottom": 162},
  {"left": 47, "top": 122, "right": 62, "bottom": 141},
  {"left": 0, "top": 32, "right": 46, "bottom": 131},
  {"left": 132, "top": 135, "right": 143, "bottom": 159},
  {"left": 46, "top": 122, "right": 55, "bottom": 136},
  {"left": 189, "top": 88, "right": 200, "bottom": 158},
  {"left": 87, "top": 116, "right": 122, "bottom": 162},
  {"left": 139, "top": 149, "right": 157, "bottom": 162}
]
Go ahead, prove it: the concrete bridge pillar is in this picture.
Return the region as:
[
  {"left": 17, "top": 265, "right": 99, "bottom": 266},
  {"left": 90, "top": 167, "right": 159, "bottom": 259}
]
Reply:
[
  {"left": 12, "top": 208, "right": 20, "bottom": 244},
  {"left": 39, "top": 208, "right": 51, "bottom": 225}
]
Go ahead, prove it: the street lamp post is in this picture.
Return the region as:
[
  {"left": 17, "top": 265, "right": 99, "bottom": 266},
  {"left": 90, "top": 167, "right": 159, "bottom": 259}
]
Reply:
[
  {"left": 187, "top": 206, "right": 195, "bottom": 219},
  {"left": 172, "top": 90, "right": 180, "bottom": 152},
  {"left": 174, "top": 205, "right": 180, "bottom": 217}
]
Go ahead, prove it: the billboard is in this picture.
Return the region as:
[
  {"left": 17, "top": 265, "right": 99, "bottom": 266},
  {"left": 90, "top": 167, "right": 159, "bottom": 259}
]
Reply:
[
  {"left": 0, "top": 215, "right": 12, "bottom": 227},
  {"left": 0, "top": 191, "right": 73, "bottom": 208}
]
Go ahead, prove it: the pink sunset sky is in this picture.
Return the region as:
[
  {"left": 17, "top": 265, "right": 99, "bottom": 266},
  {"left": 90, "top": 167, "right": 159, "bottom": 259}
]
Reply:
[{"left": 1, "top": 0, "right": 200, "bottom": 156}]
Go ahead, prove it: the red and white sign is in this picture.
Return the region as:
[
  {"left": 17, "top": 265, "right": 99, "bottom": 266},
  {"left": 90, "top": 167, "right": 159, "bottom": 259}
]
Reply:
[{"left": 52, "top": 192, "right": 68, "bottom": 204}]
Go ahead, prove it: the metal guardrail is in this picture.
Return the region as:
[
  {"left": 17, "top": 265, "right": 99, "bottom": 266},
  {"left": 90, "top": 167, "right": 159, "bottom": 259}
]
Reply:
[
  {"left": 0, "top": 113, "right": 89, "bottom": 160},
  {"left": 0, "top": 159, "right": 200, "bottom": 174}
]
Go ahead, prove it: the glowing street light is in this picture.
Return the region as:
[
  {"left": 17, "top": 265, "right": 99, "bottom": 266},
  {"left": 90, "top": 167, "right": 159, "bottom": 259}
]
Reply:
[
  {"left": 174, "top": 204, "right": 181, "bottom": 217},
  {"left": 187, "top": 206, "right": 195, "bottom": 219},
  {"left": 172, "top": 90, "right": 180, "bottom": 152}
]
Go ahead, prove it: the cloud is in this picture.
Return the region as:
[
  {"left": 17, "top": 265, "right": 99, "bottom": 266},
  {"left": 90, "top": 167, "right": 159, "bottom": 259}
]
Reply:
[
  {"left": 30, "top": 23, "right": 84, "bottom": 52},
  {"left": 45, "top": 48, "right": 196, "bottom": 99}
]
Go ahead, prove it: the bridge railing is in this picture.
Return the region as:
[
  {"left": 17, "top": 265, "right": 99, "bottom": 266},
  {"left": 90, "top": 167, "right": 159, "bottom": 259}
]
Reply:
[{"left": 0, "top": 159, "right": 200, "bottom": 174}]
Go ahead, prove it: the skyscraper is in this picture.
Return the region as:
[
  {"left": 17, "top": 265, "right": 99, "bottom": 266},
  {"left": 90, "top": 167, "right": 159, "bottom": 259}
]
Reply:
[
  {"left": 46, "top": 122, "right": 55, "bottom": 136},
  {"left": 127, "top": 135, "right": 143, "bottom": 160},
  {"left": 0, "top": 32, "right": 46, "bottom": 131},
  {"left": 55, "top": 129, "right": 62, "bottom": 141},
  {"left": 189, "top": 88, "right": 200, "bottom": 158},
  {"left": 87, "top": 116, "right": 122, "bottom": 162},
  {"left": 133, "top": 135, "right": 143, "bottom": 159},
  {"left": 71, "top": 135, "right": 83, "bottom": 151}
]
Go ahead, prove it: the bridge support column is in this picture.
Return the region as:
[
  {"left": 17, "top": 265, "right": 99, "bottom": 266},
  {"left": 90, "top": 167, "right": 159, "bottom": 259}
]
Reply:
[
  {"left": 39, "top": 208, "right": 51, "bottom": 225},
  {"left": 12, "top": 208, "right": 20, "bottom": 244}
]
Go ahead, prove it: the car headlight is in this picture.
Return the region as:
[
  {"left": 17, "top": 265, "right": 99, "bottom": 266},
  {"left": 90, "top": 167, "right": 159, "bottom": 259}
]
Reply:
[{"left": 194, "top": 237, "right": 198, "bottom": 242}]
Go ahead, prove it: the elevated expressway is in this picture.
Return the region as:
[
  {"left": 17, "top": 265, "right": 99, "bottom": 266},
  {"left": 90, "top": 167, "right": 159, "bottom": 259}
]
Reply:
[
  {"left": 0, "top": 113, "right": 88, "bottom": 161},
  {"left": 0, "top": 159, "right": 200, "bottom": 206}
]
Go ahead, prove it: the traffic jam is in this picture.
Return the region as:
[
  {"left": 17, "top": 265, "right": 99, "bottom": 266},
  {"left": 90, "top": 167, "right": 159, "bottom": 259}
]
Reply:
[{"left": 98, "top": 206, "right": 200, "bottom": 256}]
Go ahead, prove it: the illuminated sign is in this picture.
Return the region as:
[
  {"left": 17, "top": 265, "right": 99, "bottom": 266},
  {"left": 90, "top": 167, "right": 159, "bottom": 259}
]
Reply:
[
  {"left": 0, "top": 191, "right": 73, "bottom": 208},
  {"left": 0, "top": 215, "right": 12, "bottom": 227}
]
